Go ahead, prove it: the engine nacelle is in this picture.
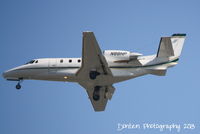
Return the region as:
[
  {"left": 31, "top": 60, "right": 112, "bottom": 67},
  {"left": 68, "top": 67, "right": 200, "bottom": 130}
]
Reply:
[{"left": 103, "top": 50, "right": 142, "bottom": 61}]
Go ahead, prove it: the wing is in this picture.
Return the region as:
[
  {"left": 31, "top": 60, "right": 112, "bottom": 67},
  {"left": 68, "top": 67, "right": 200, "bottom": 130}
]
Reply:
[
  {"left": 76, "top": 31, "right": 114, "bottom": 111},
  {"left": 76, "top": 31, "right": 113, "bottom": 78},
  {"left": 79, "top": 82, "right": 115, "bottom": 111}
]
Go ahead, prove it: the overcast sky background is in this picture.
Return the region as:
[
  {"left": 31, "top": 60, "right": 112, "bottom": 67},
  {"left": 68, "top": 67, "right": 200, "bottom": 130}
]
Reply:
[{"left": 0, "top": 0, "right": 200, "bottom": 134}]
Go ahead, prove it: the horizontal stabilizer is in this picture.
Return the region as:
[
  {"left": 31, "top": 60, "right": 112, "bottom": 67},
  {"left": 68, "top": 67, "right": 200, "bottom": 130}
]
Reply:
[{"left": 150, "top": 70, "right": 167, "bottom": 76}]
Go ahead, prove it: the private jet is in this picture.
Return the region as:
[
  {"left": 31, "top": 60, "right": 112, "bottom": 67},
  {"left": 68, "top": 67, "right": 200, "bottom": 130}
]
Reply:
[{"left": 2, "top": 32, "right": 186, "bottom": 111}]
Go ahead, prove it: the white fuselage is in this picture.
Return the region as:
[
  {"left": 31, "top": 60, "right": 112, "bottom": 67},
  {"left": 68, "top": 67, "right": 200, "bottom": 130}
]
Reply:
[
  {"left": 2, "top": 32, "right": 185, "bottom": 111},
  {"left": 3, "top": 55, "right": 178, "bottom": 84}
]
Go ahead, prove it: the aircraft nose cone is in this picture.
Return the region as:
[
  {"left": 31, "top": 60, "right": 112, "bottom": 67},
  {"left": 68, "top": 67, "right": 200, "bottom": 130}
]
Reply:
[
  {"left": 2, "top": 70, "right": 9, "bottom": 79},
  {"left": 2, "top": 68, "right": 18, "bottom": 80},
  {"left": 2, "top": 71, "right": 7, "bottom": 78}
]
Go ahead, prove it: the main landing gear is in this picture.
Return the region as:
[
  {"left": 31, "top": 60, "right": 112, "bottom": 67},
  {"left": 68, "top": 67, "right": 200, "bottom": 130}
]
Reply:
[
  {"left": 16, "top": 79, "right": 23, "bottom": 90},
  {"left": 93, "top": 86, "right": 101, "bottom": 101},
  {"left": 89, "top": 71, "right": 100, "bottom": 80}
]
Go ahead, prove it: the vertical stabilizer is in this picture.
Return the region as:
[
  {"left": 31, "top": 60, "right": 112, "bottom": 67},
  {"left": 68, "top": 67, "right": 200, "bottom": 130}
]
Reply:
[
  {"left": 171, "top": 34, "right": 186, "bottom": 57},
  {"left": 157, "top": 33, "right": 186, "bottom": 58},
  {"left": 157, "top": 37, "right": 174, "bottom": 57}
]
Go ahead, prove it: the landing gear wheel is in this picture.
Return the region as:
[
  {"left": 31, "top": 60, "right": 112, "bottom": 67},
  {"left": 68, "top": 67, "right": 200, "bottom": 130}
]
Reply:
[
  {"left": 89, "top": 71, "right": 100, "bottom": 80},
  {"left": 93, "top": 86, "right": 101, "bottom": 101},
  {"left": 93, "top": 94, "right": 100, "bottom": 101},
  {"left": 16, "top": 84, "right": 21, "bottom": 90},
  {"left": 15, "top": 79, "right": 23, "bottom": 90}
]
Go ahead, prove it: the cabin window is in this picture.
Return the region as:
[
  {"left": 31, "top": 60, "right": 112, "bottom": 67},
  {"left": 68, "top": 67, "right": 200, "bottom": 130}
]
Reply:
[
  {"left": 35, "top": 60, "right": 38, "bottom": 63},
  {"left": 60, "top": 59, "right": 63, "bottom": 63},
  {"left": 69, "top": 59, "right": 72, "bottom": 63},
  {"left": 78, "top": 59, "right": 81, "bottom": 63}
]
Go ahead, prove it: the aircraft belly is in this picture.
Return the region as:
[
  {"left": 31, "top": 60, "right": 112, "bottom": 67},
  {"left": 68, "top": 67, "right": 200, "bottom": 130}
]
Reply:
[
  {"left": 78, "top": 68, "right": 149, "bottom": 85},
  {"left": 111, "top": 68, "right": 146, "bottom": 76},
  {"left": 16, "top": 69, "right": 47, "bottom": 79},
  {"left": 35, "top": 68, "right": 78, "bottom": 82},
  {"left": 24, "top": 69, "right": 49, "bottom": 80},
  {"left": 21, "top": 68, "right": 78, "bottom": 82},
  {"left": 111, "top": 68, "right": 149, "bottom": 83},
  {"left": 56, "top": 68, "right": 79, "bottom": 75}
]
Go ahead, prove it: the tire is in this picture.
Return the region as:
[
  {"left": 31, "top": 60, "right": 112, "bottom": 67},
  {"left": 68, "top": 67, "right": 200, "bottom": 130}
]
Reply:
[
  {"left": 93, "top": 94, "right": 100, "bottom": 101},
  {"left": 93, "top": 86, "right": 101, "bottom": 101},
  {"left": 16, "top": 84, "right": 21, "bottom": 89}
]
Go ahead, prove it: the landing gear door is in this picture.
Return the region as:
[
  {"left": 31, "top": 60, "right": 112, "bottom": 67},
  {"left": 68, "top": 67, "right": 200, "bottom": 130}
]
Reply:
[{"left": 48, "top": 59, "right": 57, "bottom": 73}]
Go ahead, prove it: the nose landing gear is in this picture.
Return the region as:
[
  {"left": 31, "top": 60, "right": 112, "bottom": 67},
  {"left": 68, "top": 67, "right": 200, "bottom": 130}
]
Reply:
[
  {"left": 15, "top": 79, "right": 23, "bottom": 90},
  {"left": 16, "top": 83, "right": 21, "bottom": 89}
]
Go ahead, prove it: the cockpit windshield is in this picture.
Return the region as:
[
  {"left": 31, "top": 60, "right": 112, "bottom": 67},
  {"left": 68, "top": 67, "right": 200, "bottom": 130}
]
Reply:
[{"left": 25, "top": 60, "right": 35, "bottom": 64}]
